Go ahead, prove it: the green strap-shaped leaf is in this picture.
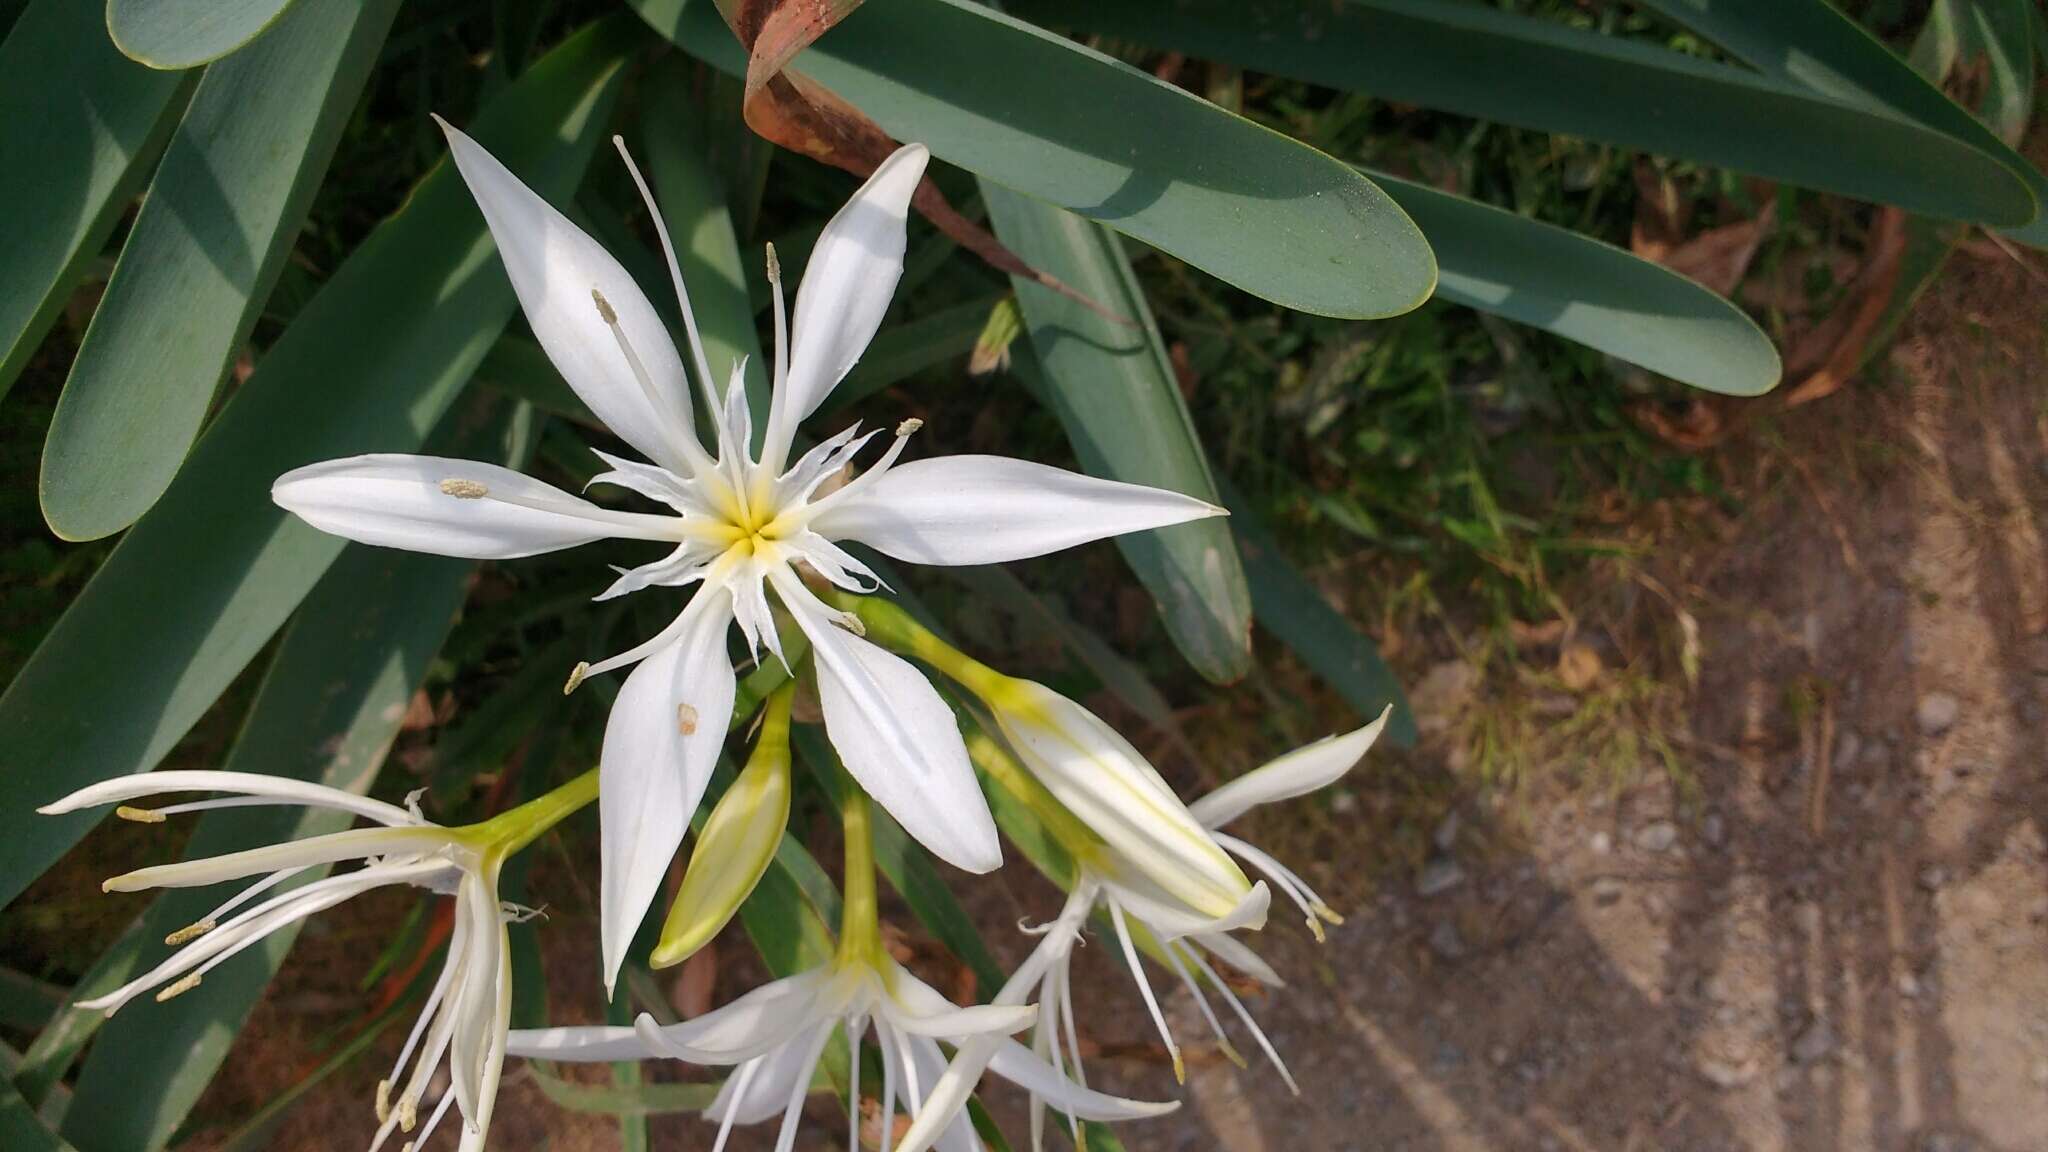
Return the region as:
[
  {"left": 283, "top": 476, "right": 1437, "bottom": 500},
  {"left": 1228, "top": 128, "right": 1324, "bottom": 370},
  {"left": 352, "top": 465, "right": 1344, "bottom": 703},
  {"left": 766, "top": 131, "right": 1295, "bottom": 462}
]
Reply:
[
  {"left": 1633, "top": 0, "right": 2047, "bottom": 243},
  {"left": 632, "top": 0, "right": 1438, "bottom": 319},
  {"left": 1009, "top": 0, "right": 2037, "bottom": 228},
  {"left": 1219, "top": 478, "right": 1417, "bottom": 748},
  {"left": 106, "top": 0, "right": 299, "bottom": 70},
  {"left": 1367, "top": 168, "right": 1781, "bottom": 396},
  {"left": 0, "top": 1077, "right": 75, "bottom": 1152},
  {"left": 41, "top": 0, "right": 403, "bottom": 542},
  {"left": 0, "top": 16, "right": 639, "bottom": 914},
  {"left": 0, "top": 0, "right": 187, "bottom": 398},
  {"left": 985, "top": 190, "right": 1253, "bottom": 684}
]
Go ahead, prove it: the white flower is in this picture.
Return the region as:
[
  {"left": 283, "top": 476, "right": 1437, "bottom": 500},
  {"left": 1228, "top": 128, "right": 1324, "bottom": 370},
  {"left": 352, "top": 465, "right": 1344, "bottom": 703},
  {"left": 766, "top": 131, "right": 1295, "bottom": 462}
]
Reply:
[
  {"left": 271, "top": 120, "right": 1223, "bottom": 991},
  {"left": 507, "top": 953, "right": 1175, "bottom": 1152},
  {"left": 38, "top": 771, "right": 554, "bottom": 1152},
  {"left": 900, "top": 711, "right": 1389, "bottom": 1152}
]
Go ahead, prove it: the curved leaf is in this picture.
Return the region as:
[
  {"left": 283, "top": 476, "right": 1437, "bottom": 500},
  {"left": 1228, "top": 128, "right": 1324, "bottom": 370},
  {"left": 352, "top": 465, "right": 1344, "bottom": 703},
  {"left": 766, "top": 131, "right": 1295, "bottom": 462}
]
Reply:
[
  {"left": 41, "top": 0, "right": 403, "bottom": 541},
  {"left": 1636, "top": 0, "right": 2048, "bottom": 244},
  {"left": 106, "top": 0, "right": 298, "bottom": 69},
  {"left": 0, "top": 0, "right": 186, "bottom": 398},
  {"left": 986, "top": 190, "right": 1253, "bottom": 684},
  {"left": 0, "top": 16, "right": 639, "bottom": 913},
  {"left": 1369, "top": 169, "right": 1781, "bottom": 396},
  {"left": 1010, "top": 0, "right": 2037, "bottom": 227},
  {"left": 632, "top": 0, "right": 1438, "bottom": 319}
]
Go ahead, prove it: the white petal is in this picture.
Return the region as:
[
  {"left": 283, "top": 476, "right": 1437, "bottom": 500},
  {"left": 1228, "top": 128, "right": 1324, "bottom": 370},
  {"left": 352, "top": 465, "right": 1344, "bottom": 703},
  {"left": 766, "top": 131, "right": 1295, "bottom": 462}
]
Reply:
[
  {"left": 274, "top": 455, "right": 678, "bottom": 560},
  {"left": 762, "top": 144, "right": 927, "bottom": 470},
  {"left": 774, "top": 573, "right": 998, "bottom": 873},
  {"left": 985, "top": 1040, "right": 1181, "bottom": 1121},
  {"left": 646, "top": 968, "right": 829, "bottom": 1064},
  {"left": 598, "top": 599, "right": 736, "bottom": 994},
  {"left": 1189, "top": 708, "right": 1391, "bottom": 829},
  {"left": 448, "top": 873, "right": 502, "bottom": 1128},
  {"left": 39, "top": 769, "right": 416, "bottom": 827},
  {"left": 1108, "top": 878, "right": 1270, "bottom": 942},
  {"left": 504, "top": 1025, "right": 653, "bottom": 1063},
  {"left": 705, "top": 1025, "right": 829, "bottom": 1125},
  {"left": 883, "top": 965, "right": 1036, "bottom": 1040},
  {"left": 908, "top": 1035, "right": 980, "bottom": 1152},
  {"left": 997, "top": 682, "right": 1246, "bottom": 918},
  {"left": 102, "top": 827, "right": 448, "bottom": 892},
  {"left": 437, "top": 119, "right": 706, "bottom": 474},
  {"left": 812, "top": 456, "right": 1224, "bottom": 565}
]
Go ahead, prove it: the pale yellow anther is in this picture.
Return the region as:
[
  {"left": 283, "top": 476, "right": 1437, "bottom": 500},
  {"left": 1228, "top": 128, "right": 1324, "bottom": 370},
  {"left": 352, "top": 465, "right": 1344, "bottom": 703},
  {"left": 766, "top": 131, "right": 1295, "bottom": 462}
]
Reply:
[
  {"left": 1171, "top": 1050, "right": 1187, "bottom": 1084},
  {"left": 563, "top": 661, "right": 590, "bottom": 696},
  {"left": 676, "top": 702, "right": 699, "bottom": 736},
  {"left": 116, "top": 805, "right": 165, "bottom": 824},
  {"left": 398, "top": 1094, "right": 419, "bottom": 1133},
  {"left": 156, "top": 973, "right": 202, "bottom": 1003},
  {"left": 591, "top": 287, "right": 618, "bottom": 325},
  {"left": 375, "top": 1079, "right": 392, "bottom": 1124},
  {"left": 895, "top": 417, "right": 924, "bottom": 436},
  {"left": 1314, "top": 903, "right": 1344, "bottom": 927},
  {"left": 438, "top": 478, "right": 489, "bottom": 499},
  {"left": 837, "top": 612, "right": 867, "bottom": 638},
  {"left": 764, "top": 242, "right": 782, "bottom": 285},
  {"left": 165, "top": 919, "right": 216, "bottom": 946},
  {"left": 1305, "top": 916, "right": 1326, "bottom": 944}
]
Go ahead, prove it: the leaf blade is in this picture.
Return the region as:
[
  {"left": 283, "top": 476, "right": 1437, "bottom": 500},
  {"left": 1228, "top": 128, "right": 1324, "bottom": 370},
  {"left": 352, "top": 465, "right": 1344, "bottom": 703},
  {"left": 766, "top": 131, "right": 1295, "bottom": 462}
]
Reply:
[
  {"left": 106, "top": 0, "right": 299, "bottom": 69},
  {"left": 40, "top": 0, "right": 403, "bottom": 541}
]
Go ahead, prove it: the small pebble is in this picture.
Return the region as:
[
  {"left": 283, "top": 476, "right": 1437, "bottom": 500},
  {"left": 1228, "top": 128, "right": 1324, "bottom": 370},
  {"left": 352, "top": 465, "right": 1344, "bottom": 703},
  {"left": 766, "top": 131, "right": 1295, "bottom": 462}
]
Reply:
[
  {"left": 1915, "top": 692, "right": 1960, "bottom": 736},
  {"left": 1589, "top": 831, "right": 1613, "bottom": 855},
  {"left": 1427, "top": 918, "right": 1467, "bottom": 961},
  {"left": 1702, "top": 812, "right": 1727, "bottom": 847},
  {"left": 1591, "top": 877, "right": 1625, "bottom": 907},
  {"left": 1791, "top": 1018, "right": 1836, "bottom": 1064},
  {"left": 1417, "top": 858, "right": 1465, "bottom": 898},
  {"left": 1635, "top": 821, "right": 1679, "bottom": 853}
]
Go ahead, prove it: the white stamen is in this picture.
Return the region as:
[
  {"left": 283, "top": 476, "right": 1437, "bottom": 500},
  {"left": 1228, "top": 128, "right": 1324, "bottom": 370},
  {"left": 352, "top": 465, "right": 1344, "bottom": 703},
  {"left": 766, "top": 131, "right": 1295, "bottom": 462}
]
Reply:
[
  {"left": 611, "top": 137, "right": 722, "bottom": 417},
  {"left": 710, "top": 1058, "right": 761, "bottom": 1152},
  {"left": 1108, "top": 901, "right": 1183, "bottom": 1083},
  {"left": 1186, "top": 946, "right": 1297, "bottom": 1093}
]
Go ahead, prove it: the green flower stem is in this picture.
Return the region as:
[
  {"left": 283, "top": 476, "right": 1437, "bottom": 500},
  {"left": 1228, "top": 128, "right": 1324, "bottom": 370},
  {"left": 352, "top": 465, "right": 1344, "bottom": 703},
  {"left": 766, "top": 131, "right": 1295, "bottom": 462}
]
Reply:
[
  {"left": 834, "top": 774, "right": 884, "bottom": 971},
  {"left": 472, "top": 765, "right": 599, "bottom": 856},
  {"left": 835, "top": 593, "right": 1006, "bottom": 700}
]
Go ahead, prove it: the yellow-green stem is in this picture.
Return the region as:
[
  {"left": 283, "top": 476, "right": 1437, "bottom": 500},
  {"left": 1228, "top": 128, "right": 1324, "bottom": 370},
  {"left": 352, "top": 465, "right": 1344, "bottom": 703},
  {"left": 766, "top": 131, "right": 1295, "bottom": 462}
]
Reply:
[
  {"left": 833, "top": 593, "right": 1006, "bottom": 699},
  {"left": 835, "top": 780, "right": 883, "bottom": 969},
  {"left": 474, "top": 766, "right": 600, "bottom": 856}
]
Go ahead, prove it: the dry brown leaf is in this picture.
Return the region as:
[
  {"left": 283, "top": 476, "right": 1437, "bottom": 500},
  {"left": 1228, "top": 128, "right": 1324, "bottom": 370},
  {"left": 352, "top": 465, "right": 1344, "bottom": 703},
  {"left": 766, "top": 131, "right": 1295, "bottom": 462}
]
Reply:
[
  {"left": 1783, "top": 207, "right": 1908, "bottom": 407},
  {"left": 1630, "top": 396, "right": 1729, "bottom": 451},
  {"left": 1657, "top": 200, "right": 1777, "bottom": 298},
  {"left": 708, "top": 0, "right": 1121, "bottom": 322}
]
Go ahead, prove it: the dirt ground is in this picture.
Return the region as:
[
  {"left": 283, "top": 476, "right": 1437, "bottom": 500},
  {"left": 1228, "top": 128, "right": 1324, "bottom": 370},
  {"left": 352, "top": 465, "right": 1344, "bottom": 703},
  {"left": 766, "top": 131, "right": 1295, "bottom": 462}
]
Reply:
[{"left": 154, "top": 228, "right": 2048, "bottom": 1151}]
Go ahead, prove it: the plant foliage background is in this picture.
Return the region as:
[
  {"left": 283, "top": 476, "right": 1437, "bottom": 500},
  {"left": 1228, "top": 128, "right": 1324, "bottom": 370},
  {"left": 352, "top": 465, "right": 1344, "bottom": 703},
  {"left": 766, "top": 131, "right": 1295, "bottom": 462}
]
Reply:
[{"left": 0, "top": 0, "right": 2038, "bottom": 1148}]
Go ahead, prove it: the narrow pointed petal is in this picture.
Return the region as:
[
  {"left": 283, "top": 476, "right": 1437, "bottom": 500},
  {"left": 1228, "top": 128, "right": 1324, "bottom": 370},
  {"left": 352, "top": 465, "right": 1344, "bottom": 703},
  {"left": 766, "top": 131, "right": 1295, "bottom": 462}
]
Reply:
[
  {"left": 995, "top": 681, "right": 1246, "bottom": 917},
  {"left": 1110, "top": 878, "right": 1270, "bottom": 942},
  {"left": 812, "top": 456, "right": 1224, "bottom": 565},
  {"left": 448, "top": 874, "right": 502, "bottom": 1128},
  {"left": 776, "top": 575, "right": 998, "bottom": 873},
  {"left": 505, "top": 1025, "right": 653, "bottom": 1062},
  {"left": 437, "top": 119, "right": 705, "bottom": 474},
  {"left": 39, "top": 769, "right": 416, "bottom": 826},
  {"left": 274, "top": 455, "right": 680, "bottom": 560},
  {"left": 986, "top": 1040, "right": 1181, "bottom": 1121},
  {"left": 646, "top": 968, "right": 827, "bottom": 1064},
  {"left": 887, "top": 1000, "right": 1035, "bottom": 1039},
  {"left": 705, "top": 1024, "right": 830, "bottom": 1125},
  {"left": 598, "top": 599, "right": 736, "bottom": 993},
  {"left": 1189, "top": 708, "right": 1391, "bottom": 829},
  {"left": 762, "top": 144, "right": 927, "bottom": 469},
  {"left": 103, "top": 827, "right": 449, "bottom": 892}
]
